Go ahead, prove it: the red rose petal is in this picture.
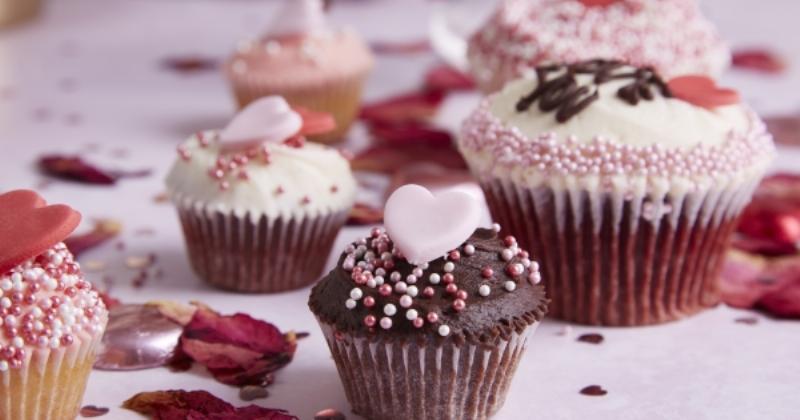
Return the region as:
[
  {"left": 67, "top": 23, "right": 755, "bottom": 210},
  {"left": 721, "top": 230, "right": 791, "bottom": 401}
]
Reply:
[
  {"left": 293, "top": 106, "right": 337, "bottom": 136},
  {"left": 764, "top": 114, "right": 800, "bottom": 147},
  {"left": 79, "top": 405, "right": 110, "bottom": 417},
  {"left": 64, "top": 218, "right": 122, "bottom": 258},
  {"left": 38, "top": 155, "right": 151, "bottom": 185},
  {"left": 347, "top": 202, "right": 384, "bottom": 226},
  {"left": 759, "top": 278, "right": 800, "bottom": 318},
  {"left": 736, "top": 174, "right": 800, "bottom": 254},
  {"left": 360, "top": 91, "right": 445, "bottom": 125},
  {"left": 667, "top": 75, "right": 740, "bottom": 109},
  {"left": 732, "top": 48, "right": 787, "bottom": 74},
  {"left": 424, "top": 65, "right": 475, "bottom": 93},
  {"left": 161, "top": 55, "right": 219, "bottom": 74},
  {"left": 720, "top": 249, "right": 800, "bottom": 318},
  {"left": 122, "top": 390, "right": 297, "bottom": 420},
  {"left": 0, "top": 190, "right": 81, "bottom": 274},
  {"left": 351, "top": 143, "right": 466, "bottom": 174}
]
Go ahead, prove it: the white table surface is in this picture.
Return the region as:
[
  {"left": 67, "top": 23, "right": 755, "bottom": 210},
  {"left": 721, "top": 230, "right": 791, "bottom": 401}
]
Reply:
[{"left": 1, "top": 1, "right": 799, "bottom": 419}]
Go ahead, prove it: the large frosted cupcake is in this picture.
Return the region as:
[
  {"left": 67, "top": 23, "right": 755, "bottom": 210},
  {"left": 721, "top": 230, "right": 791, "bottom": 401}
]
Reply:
[
  {"left": 225, "top": 0, "right": 374, "bottom": 143},
  {"left": 467, "top": 0, "right": 730, "bottom": 93},
  {"left": 0, "top": 190, "right": 108, "bottom": 419},
  {"left": 309, "top": 185, "right": 547, "bottom": 420},
  {"left": 167, "top": 96, "right": 356, "bottom": 293},
  {"left": 459, "top": 59, "right": 774, "bottom": 326}
]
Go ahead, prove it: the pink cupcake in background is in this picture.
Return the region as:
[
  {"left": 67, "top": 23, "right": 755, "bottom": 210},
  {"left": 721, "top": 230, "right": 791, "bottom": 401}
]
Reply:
[
  {"left": 467, "top": 0, "right": 731, "bottom": 93},
  {"left": 225, "top": 0, "right": 374, "bottom": 143}
]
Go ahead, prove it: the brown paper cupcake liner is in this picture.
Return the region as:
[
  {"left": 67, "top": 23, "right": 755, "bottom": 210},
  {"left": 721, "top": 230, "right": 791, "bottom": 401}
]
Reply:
[
  {"left": 481, "top": 178, "right": 760, "bottom": 326},
  {"left": 0, "top": 331, "right": 102, "bottom": 420},
  {"left": 228, "top": 70, "right": 369, "bottom": 143},
  {"left": 318, "top": 322, "right": 538, "bottom": 420},
  {"left": 176, "top": 204, "right": 349, "bottom": 293}
]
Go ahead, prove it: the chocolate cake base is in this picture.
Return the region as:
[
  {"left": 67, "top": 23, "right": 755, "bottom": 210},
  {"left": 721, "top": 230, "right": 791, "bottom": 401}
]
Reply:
[
  {"left": 318, "top": 322, "right": 537, "bottom": 420},
  {"left": 176, "top": 207, "right": 348, "bottom": 293},
  {"left": 482, "top": 179, "right": 753, "bottom": 326}
]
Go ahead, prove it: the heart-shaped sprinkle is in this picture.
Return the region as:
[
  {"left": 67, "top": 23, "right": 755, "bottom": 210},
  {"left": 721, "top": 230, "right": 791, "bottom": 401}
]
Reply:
[
  {"left": 384, "top": 184, "right": 482, "bottom": 265},
  {"left": 579, "top": 0, "right": 621, "bottom": 7},
  {"left": 0, "top": 190, "right": 81, "bottom": 274},
  {"left": 667, "top": 75, "right": 740, "bottom": 109},
  {"left": 219, "top": 96, "right": 302, "bottom": 151},
  {"left": 292, "top": 106, "right": 337, "bottom": 136}
]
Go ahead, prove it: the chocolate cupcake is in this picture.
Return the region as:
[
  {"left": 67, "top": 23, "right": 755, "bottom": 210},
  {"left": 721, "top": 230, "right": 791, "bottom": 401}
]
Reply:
[
  {"left": 167, "top": 96, "right": 356, "bottom": 293},
  {"left": 309, "top": 185, "right": 547, "bottom": 420},
  {"left": 459, "top": 59, "right": 775, "bottom": 326}
]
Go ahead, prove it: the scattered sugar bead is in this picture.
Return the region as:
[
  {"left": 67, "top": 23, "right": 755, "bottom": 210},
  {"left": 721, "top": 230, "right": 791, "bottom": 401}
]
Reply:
[
  {"left": 366, "top": 277, "right": 377, "bottom": 288},
  {"left": 429, "top": 273, "right": 441, "bottom": 284},
  {"left": 412, "top": 267, "right": 423, "bottom": 277},
  {"left": 492, "top": 223, "right": 501, "bottom": 232},
  {"left": 438, "top": 325, "right": 451, "bottom": 337},
  {"left": 379, "top": 284, "right": 392, "bottom": 296},
  {"left": 422, "top": 287, "right": 435, "bottom": 297},
  {"left": 456, "top": 290, "right": 468, "bottom": 300},
  {"left": 345, "top": 299, "right": 357, "bottom": 310},
  {"left": 0, "top": 361, "right": 7, "bottom": 371},
  {"left": 448, "top": 250, "right": 460, "bottom": 261},
  {"left": 426, "top": 312, "right": 439, "bottom": 323},
  {"left": 363, "top": 296, "right": 375, "bottom": 308},
  {"left": 384, "top": 304, "right": 397, "bottom": 316},
  {"left": 390, "top": 272, "right": 402, "bottom": 282},
  {"left": 407, "top": 285, "right": 419, "bottom": 297},
  {"left": 445, "top": 284, "right": 458, "bottom": 294},
  {"left": 399, "top": 295, "right": 413, "bottom": 308},
  {"left": 504, "top": 281, "right": 517, "bottom": 292},
  {"left": 349, "top": 288, "right": 363, "bottom": 300},
  {"left": 380, "top": 317, "right": 393, "bottom": 330},
  {"left": 406, "top": 274, "right": 417, "bottom": 284},
  {"left": 530, "top": 261, "right": 540, "bottom": 271},
  {"left": 363, "top": 315, "right": 376, "bottom": 327},
  {"left": 507, "top": 263, "right": 524, "bottom": 277},
  {"left": 463, "top": 244, "right": 475, "bottom": 255},
  {"left": 503, "top": 236, "right": 517, "bottom": 247},
  {"left": 443, "top": 262, "right": 455, "bottom": 273},
  {"left": 452, "top": 299, "right": 466, "bottom": 311},
  {"left": 529, "top": 272, "right": 542, "bottom": 284},
  {"left": 479, "top": 285, "right": 491, "bottom": 297},
  {"left": 406, "top": 309, "right": 418, "bottom": 321},
  {"left": 413, "top": 318, "right": 424, "bottom": 328},
  {"left": 442, "top": 273, "right": 454, "bottom": 284},
  {"left": 481, "top": 267, "right": 493, "bottom": 278},
  {"left": 394, "top": 281, "right": 408, "bottom": 294}
]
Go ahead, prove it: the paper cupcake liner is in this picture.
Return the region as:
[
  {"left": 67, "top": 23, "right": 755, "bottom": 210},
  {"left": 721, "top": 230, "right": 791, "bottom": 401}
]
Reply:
[
  {"left": 176, "top": 203, "right": 349, "bottom": 293},
  {"left": 318, "top": 322, "right": 538, "bottom": 420},
  {"left": 228, "top": 70, "right": 370, "bottom": 143},
  {"left": 481, "top": 179, "right": 760, "bottom": 326},
  {"left": 0, "top": 331, "right": 103, "bottom": 420}
]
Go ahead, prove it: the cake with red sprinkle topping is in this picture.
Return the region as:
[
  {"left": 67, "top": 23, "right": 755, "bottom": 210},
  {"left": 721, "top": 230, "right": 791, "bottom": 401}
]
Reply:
[
  {"left": 0, "top": 190, "right": 108, "bottom": 420},
  {"left": 166, "top": 96, "right": 356, "bottom": 293},
  {"left": 467, "top": 0, "right": 731, "bottom": 93},
  {"left": 458, "top": 59, "right": 774, "bottom": 325},
  {"left": 225, "top": 0, "right": 374, "bottom": 143},
  {"left": 309, "top": 185, "right": 547, "bottom": 420}
]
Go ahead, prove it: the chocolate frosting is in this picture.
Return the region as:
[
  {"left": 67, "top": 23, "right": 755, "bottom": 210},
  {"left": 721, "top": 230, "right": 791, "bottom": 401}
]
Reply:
[
  {"left": 515, "top": 59, "right": 672, "bottom": 122},
  {"left": 308, "top": 228, "right": 548, "bottom": 346}
]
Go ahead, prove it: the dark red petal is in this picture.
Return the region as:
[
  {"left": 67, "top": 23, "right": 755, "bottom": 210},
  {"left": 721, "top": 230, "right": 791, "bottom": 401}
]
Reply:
[
  {"left": 368, "top": 121, "right": 453, "bottom": 148},
  {"left": 64, "top": 219, "right": 122, "bottom": 257},
  {"left": 370, "top": 39, "right": 430, "bottom": 55},
  {"left": 758, "top": 279, "right": 800, "bottom": 318},
  {"left": 764, "top": 114, "right": 800, "bottom": 147},
  {"left": 161, "top": 55, "right": 219, "bottom": 74},
  {"left": 351, "top": 144, "right": 466, "bottom": 174},
  {"left": 347, "top": 202, "right": 384, "bottom": 226},
  {"left": 123, "top": 390, "right": 298, "bottom": 420},
  {"left": 736, "top": 173, "right": 800, "bottom": 255},
  {"left": 359, "top": 91, "right": 444, "bottom": 125},
  {"left": 79, "top": 405, "right": 110, "bottom": 417},
  {"left": 293, "top": 106, "right": 337, "bottom": 136},
  {"left": 38, "top": 155, "right": 116, "bottom": 185},
  {"left": 732, "top": 48, "right": 787, "bottom": 74},
  {"left": 424, "top": 64, "right": 475, "bottom": 92}
]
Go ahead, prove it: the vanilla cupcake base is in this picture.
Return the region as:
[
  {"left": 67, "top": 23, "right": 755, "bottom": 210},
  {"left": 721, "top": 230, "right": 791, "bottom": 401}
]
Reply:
[
  {"left": 482, "top": 179, "right": 760, "bottom": 326},
  {"left": 318, "top": 322, "right": 537, "bottom": 420},
  {"left": 176, "top": 201, "right": 349, "bottom": 293},
  {"left": 0, "top": 331, "right": 103, "bottom": 420}
]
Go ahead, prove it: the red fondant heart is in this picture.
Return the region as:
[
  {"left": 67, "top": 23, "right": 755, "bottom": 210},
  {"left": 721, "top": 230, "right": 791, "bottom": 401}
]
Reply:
[
  {"left": 579, "top": 0, "right": 621, "bottom": 7},
  {"left": 667, "top": 75, "right": 740, "bottom": 109},
  {"left": 0, "top": 190, "right": 81, "bottom": 274},
  {"left": 292, "top": 106, "right": 337, "bottom": 136}
]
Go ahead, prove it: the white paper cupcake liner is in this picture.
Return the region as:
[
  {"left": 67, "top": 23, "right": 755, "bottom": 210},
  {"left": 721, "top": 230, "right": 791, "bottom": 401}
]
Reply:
[{"left": 318, "top": 322, "right": 538, "bottom": 420}]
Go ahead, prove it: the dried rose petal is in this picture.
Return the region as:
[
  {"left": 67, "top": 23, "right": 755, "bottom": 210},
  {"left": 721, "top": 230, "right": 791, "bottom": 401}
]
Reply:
[
  {"left": 368, "top": 121, "right": 453, "bottom": 148},
  {"left": 64, "top": 218, "right": 122, "bottom": 257},
  {"left": 387, "top": 163, "right": 477, "bottom": 199},
  {"left": 576, "top": 333, "right": 604, "bottom": 344},
  {"left": 153, "top": 192, "right": 170, "bottom": 203},
  {"left": 315, "top": 408, "right": 346, "bottom": 420},
  {"left": 732, "top": 48, "right": 787, "bottom": 74},
  {"left": 360, "top": 91, "right": 444, "bottom": 125},
  {"left": 736, "top": 174, "right": 800, "bottom": 255},
  {"left": 580, "top": 385, "right": 608, "bottom": 396},
  {"left": 347, "top": 202, "right": 383, "bottom": 226},
  {"left": 239, "top": 385, "right": 269, "bottom": 401},
  {"left": 293, "top": 106, "right": 337, "bottom": 136},
  {"left": 759, "top": 278, "right": 800, "bottom": 318},
  {"left": 38, "top": 155, "right": 151, "bottom": 185},
  {"left": 765, "top": 114, "right": 800, "bottom": 147},
  {"left": 79, "top": 405, "right": 110, "bottom": 417},
  {"left": 719, "top": 250, "right": 770, "bottom": 308},
  {"left": 351, "top": 143, "right": 466, "bottom": 174},
  {"left": 98, "top": 291, "right": 121, "bottom": 310},
  {"left": 370, "top": 39, "right": 430, "bottom": 55},
  {"left": 720, "top": 249, "right": 800, "bottom": 318},
  {"left": 425, "top": 64, "right": 475, "bottom": 93},
  {"left": 735, "top": 317, "right": 759, "bottom": 325},
  {"left": 161, "top": 55, "right": 219, "bottom": 74},
  {"left": 123, "top": 390, "right": 297, "bottom": 420},
  {"left": 172, "top": 307, "right": 301, "bottom": 387}
]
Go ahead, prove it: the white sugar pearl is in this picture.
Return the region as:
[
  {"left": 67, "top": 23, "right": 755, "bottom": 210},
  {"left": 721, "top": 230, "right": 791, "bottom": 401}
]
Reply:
[
  {"left": 10, "top": 273, "right": 21, "bottom": 283},
  {"left": 37, "top": 336, "right": 48, "bottom": 347},
  {"left": 4, "top": 316, "right": 16, "bottom": 327},
  {"left": 394, "top": 282, "right": 408, "bottom": 294},
  {"left": 504, "top": 281, "right": 517, "bottom": 292},
  {"left": 407, "top": 285, "right": 419, "bottom": 297},
  {"left": 406, "top": 274, "right": 417, "bottom": 284},
  {"left": 429, "top": 273, "right": 441, "bottom": 284},
  {"left": 492, "top": 223, "right": 501, "bottom": 232},
  {"left": 406, "top": 309, "right": 419, "bottom": 321},
  {"left": 0, "top": 279, "right": 11, "bottom": 291},
  {"left": 350, "top": 288, "right": 363, "bottom": 300},
  {"left": 50, "top": 338, "right": 60, "bottom": 348},
  {"left": 12, "top": 337, "right": 23, "bottom": 348},
  {"left": 366, "top": 278, "right": 377, "bottom": 288},
  {"left": 375, "top": 276, "right": 385, "bottom": 286},
  {"left": 345, "top": 299, "right": 357, "bottom": 310},
  {"left": 464, "top": 244, "right": 475, "bottom": 255},
  {"left": 384, "top": 304, "right": 397, "bottom": 316},
  {"left": 0, "top": 361, "right": 7, "bottom": 371},
  {"left": 375, "top": 268, "right": 386, "bottom": 276},
  {"left": 399, "top": 295, "right": 413, "bottom": 308},
  {"left": 380, "top": 317, "right": 393, "bottom": 329},
  {"left": 501, "top": 249, "right": 514, "bottom": 261},
  {"left": 529, "top": 272, "right": 542, "bottom": 284},
  {"left": 412, "top": 268, "right": 423, "bottom": 277},
  {"left": 0, "top": 298, "right": 10, "bottom": 308},
  {"left": 342, "top": 259, "right": 354, "bottom": 271},
  {"left": 522, "top": 258, "right": 531, "bottom": 268},
  {"left": 390, "top": 272, "right": 402, "bottom": 282},
  {"left": 479, "top": 285, "right": 491, "bottom": 297},
  {"left": 438, "top": 325, "right": 451, "bottom": 337},
  {"left": 443, "top": 262, "right": 455, "bottom": 273}
]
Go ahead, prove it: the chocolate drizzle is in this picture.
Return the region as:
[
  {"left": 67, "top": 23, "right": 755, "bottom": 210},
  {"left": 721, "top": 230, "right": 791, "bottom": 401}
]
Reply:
[{"left": 515, "top": 59, "right": 672, "bottom": 122}]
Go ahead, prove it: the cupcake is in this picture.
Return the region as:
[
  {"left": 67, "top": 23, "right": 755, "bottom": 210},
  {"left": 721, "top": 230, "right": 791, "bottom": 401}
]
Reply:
[
  {"left": 309, "top": 184, "right": 547, "bottom": 420},
  {"left": 0, "top": 190, "right": 108, "bottom": 419},
  {"left": 459, "top": 59, "right": 775, "bottom": 326},
  {"left": 167, "top": 96, "right": 356, "bottom": 293},
  {"left": 225, "top": 0, "right": 374, "bottom": 143},
  {"left": 467, "top": 0, "right": 730, "bottom": 93}
]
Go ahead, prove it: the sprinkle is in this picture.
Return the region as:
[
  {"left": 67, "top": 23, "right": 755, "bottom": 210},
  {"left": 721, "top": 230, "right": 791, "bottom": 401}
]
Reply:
[
  {"left": 394, "top": 281, "right": 408, "bottom": 294},
  {"left": 445, "top": 283, "right": 458, "bottom": 294},
  {"left": 504, "top": 281, "right": 517, "bottom": 292},
  {"left": 429, "top": 273, "right": 441, "bottom": 284},
  {"left": 363, "top": 315, "right": 376, "bottom": 327},
  {"left": 479, "top": 284, "right": 491, "bottom": 296},
  {"left": 390, "top": 272, "right": 402, "bottom": 282},
  {"left": 383, "top": 304, "right": 397, "bottom": 316},
  {"left": 503, "top": 236, "right": 517, "bottom": 247},
  {"left": 363, "top": 296, "right": 375, "bottom": 308},
  {"left": 349, "top": 288, "right": 363, "bottom": 300},
  {"left": 380, "top": 317, "right": 393, "bottom": 330},
  {"left": 452, "top": 299, "right": 466, "bottom": 311},
  {"left": 426, "top": 312, "right": 439, "bottom": 323},
  {"left": 412, "top": 267, "right": 423, "bottom": 277},
  {"left": 481, "top": 267, "right": 494, "bottom": 278},
  {"left": 438, "top": 325, "right": 451, "bottom": 337},
  {"left": 422, "top": 287, "right": 435, "bottom": 297},
  {"left": 379, "top": 284, "right": 392, "bottom": 296},
  {"left": 345, "top": 299, "right": 357, "bottom": 310},
  {"left": 501, "top": 249, "right": 514, "bottom": 261},
  {"left": 492, "top": 223, "right": 501, "bottom": 232},
  {"left": 529, "top": 271, "right": 542, "bottom": 284},
  {"left": 448, "top": 250, "right": 460, "bottom": 261},
  {"left": 406, "top": 309, "right": 419, "bottom": 321},
  {"left": 413, "top": 317, "right": 424, "bottom": 328},
  {"left": 463, "top": 244, "right": 475, "bottom": 255},
  {"left": 399, "top": 295, "right": 413, "bottom": 308},
  {"left": 407, "top": 285, "right": 419, "bottom": 297},
  {"left": 507, "top": 263, "right": 524, "bottom": 277},
  {"left": 406, "top": 274, "right": 417, "bottom": 284},
  {"left": 456, "top": 290, "right": 468, "bottom": 300},
  {"left": 443, "top": 262, "right": 455, "bottom": 273}
]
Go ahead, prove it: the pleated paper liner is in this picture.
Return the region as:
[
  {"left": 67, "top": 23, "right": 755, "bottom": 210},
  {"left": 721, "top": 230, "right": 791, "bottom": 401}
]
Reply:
[
  {"left": 318, "top": 322, "right": 538, "bottom": 420},
  {"left": 227, "top": 69, "right": 370, "bottom": 143},
  {"left": 481, "top": 178, "right": 760, "bottom": 326},
  {"left": 176, "top": 203, "right": 350, "bottom": 293},
  {"left": 0, "top": 330, "right": 103, "bottom": 420}
]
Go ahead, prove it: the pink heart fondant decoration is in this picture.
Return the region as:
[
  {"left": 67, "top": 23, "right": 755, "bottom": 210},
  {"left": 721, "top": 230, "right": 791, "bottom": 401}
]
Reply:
[
  {"left": 219, "top": 96, "right": 302, "bottom": 151},
  {"left": 384, "top": 184, "right": 482, "bottom": 265}
]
